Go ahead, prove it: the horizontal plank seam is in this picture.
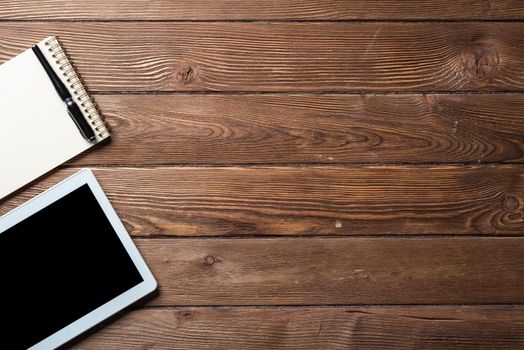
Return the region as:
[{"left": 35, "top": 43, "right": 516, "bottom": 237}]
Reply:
[
  {"left": 133, "top": 233, "right": 524, "bottom": 240},
  {"left": 92, "top": 90, "right": 524, "bottom": 95},
  {"left": 132, "top": 235, "right": 524, "bottom": 240},
  {"left": 59, "top": 162, "right": 524, "bottom": 169},
  {"left": 1, "top": 19, "right": 524, "bottom": 23},
  {"left": 136, "top": 303, "right": 524, "bottom": 309}
]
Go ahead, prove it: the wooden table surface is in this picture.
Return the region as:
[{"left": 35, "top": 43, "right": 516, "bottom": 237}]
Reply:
[{"left": 2, "top": 1, "right": 524, "bottom": 348}]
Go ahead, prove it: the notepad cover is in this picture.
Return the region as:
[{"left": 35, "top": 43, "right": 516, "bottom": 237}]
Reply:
[{"left": 0, "top": 37, "right": 109, "bottom": 200}]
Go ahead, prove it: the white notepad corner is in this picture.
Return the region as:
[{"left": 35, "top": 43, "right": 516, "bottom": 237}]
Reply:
[{"left": 0, "top": 36, "right": 110, "bottom": 200}]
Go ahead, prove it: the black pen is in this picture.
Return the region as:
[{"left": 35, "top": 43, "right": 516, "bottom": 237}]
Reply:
[{"left": 32, "top": 44, "right": 96, "bottom": 142}]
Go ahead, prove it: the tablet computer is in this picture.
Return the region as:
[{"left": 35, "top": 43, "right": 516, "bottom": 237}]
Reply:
[{"left": 0, "top": 169, "right": 157, "bottom": 349}]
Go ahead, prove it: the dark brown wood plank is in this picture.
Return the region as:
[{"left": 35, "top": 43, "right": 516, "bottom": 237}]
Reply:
[
  {"left": 73, "top": 306, "right": 524, "bottom": 349},
  {"left": 69, "top": 93, "right": 524, "bottom": 165},
  {"left": 2, "top": 166, "right": 524, "bottom": 236},
  {"left": 1, "top": 23, "right": 523, "bottom": 92},
  {"left": 135, "top": 237, "right": 524, "bottom": 305},
  {"left": 2, "top": 0, "right": 524, "bottom": 20}
]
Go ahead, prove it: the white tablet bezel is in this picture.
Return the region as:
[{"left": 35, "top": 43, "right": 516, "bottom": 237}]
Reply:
[{"left": 0, "top": 169, "right": 157, "bottom": 350}]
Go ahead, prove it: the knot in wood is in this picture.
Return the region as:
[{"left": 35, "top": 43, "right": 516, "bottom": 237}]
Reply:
[
  {"left": 205, "top": 255, "right": 216, "bottom": 265},
  {"left": 424, "top": 94, "right": 437, "bottom": 109},
  {"left": 503, "top": 195, "right": 521, "bottom": 212},
  {"left": 176, "top": 66, "right": 196, "bottom": 85},
  {"left": 461, "top": 44, "right": 500, "bottom": 83}
]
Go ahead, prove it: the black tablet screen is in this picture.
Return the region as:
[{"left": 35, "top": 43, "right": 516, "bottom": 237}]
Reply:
[{"left": 0, "top": 184, "right": 143, "bottom": 349}]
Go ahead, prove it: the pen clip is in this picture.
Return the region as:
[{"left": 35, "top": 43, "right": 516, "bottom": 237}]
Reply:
[{"left": 67, "top": 109, "right": 96, "bottom": 142}]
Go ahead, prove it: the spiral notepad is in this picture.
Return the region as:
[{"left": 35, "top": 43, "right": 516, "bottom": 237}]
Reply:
[{"left": 0, "top": 36, "right": 110, "bottom": 200}]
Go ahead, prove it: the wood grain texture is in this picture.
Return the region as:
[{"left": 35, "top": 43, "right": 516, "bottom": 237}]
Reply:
[
  {"left": 2, "top": 1, "right": 524, "bottom": 20},
  {"left": 2, "top": 1, "right": 524, "bottom": 348},
  {"left": 73, "top": 307, "right": 524, "bottom": 349},
  {"left": 68, "top": 93, "right": 524, "bottom": 165},
  {"left": 1, "top": 23, "right": 524, "bottom": 92},
  {"left": 2, "top": 166, "right": 524, "bottom": 236},
  {"left": 133, "top": 237, "right": 524, "bottom": 305}
]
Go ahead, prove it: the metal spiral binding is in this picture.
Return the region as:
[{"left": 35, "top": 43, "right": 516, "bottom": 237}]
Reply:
[{"left": 44, "top": 37, "right": 109, "bottom": 138}]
